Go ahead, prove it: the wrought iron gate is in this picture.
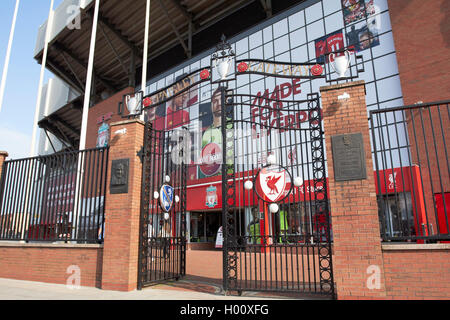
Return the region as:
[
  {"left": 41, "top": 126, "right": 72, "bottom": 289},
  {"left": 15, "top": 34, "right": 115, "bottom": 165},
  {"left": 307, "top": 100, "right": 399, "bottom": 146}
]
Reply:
[
  {"left": 220, "top": 89, "right": 334, "bottom": 297},
  {"left": 138, "top": 122, "right": 187, "bottom": 289},
  {"left": 130, "top": 36, "right": 356, "bottom": 295}
]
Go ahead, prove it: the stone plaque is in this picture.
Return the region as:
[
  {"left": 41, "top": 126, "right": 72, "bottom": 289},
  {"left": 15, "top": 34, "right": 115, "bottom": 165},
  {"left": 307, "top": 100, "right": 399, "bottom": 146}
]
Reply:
[
  {"left": 110, "top": 159, "right": 129, "bottom": 194},
  {"left": 331, "top": 133, "right": 367, "bottom": 182}
]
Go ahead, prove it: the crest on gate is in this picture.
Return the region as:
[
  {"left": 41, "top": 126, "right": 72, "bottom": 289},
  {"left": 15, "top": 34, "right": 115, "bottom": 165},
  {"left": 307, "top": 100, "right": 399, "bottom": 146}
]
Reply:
[
  {"left": 159, "top": 184, "right": 174, "bottom": 212},
  {"left": 254, "top": 164, "right": 292, "bottom": 203}
]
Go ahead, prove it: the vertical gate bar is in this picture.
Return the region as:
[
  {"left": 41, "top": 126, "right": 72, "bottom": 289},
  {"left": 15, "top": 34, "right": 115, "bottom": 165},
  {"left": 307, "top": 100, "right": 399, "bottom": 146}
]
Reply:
[
  {"left": 21, "top": 158, "right": 36, "bottom": 240},
  {"left": 33, "top": 157, "right": 46, "bottom": 241},
  {"left": 91, "top": 148, "right": 101, "bottom": 242},
  {"left": 60, "top": 153, "right": 69, "bottom": 242},
  {"left": 9, "top": 159, "right": 23, "bottom": 240},
  {"left": 376, "top": 112, "right": 391, "bottom": 236},
  {"left": 95, "top": 148, "right": 105, "bottom": 242},
  {"left": 84, "top": 150, "right": 94, "bottom": 241},
  {"left": 409, "top": 110, "right": 431, "bottom": 236},
  {"left": 427, "top": 106, "right": 448, "bottom": 235},
  {"left": 0, "top": 161, "right": 9, "bottom": 239},
  {"left": 138, "top": 123, "right": 149, "bottom": 289},
  {"left": 16, "top": 158, "right": 27, "bottom": 239},
  {"left": 53, "top": 154, "right": 64, "bottom": 241},
  {"left": 418, "top": 108, "right": 440, "bottom": 235},
  {"left": 370, "top": 112, "right": 386, "bottom": 237},
  {"left": 48, "top": 155, "right": 60, "bottom": 241},
  {"left": 0, "top": 161, "right": 12, "bottom": 239},
  {"left": 436, "top": 105, "right": 449, "bottom": 232},
  {"left": 399, "top": 110, "right": 421, "bottom": 240},
  {"left": 382, "top": 111, "right": 403, "bottom": 236},
  {"left": 5, "top": 160, "right": 17, "bottom": 239},
  {"left": 392, "top": 111, "right": 413, "bottom": 237}
]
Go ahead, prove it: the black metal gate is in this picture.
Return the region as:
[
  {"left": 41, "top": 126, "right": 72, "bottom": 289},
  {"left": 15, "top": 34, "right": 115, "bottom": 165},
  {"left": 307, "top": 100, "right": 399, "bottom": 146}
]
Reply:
[
  {"left": 220, "top": 88, "right": 334, "bottom": 297},
  {"left": 138, "top": 122, "right": 187, "bottom": 289}
]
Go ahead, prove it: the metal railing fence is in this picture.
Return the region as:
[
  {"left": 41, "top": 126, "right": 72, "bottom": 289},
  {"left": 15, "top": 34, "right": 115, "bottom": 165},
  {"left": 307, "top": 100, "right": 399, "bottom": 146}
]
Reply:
[
  {"left": 0, "top": 147, "right": 109, "bottom": 243},
  {"left": 370, "top": 100, "right": 449, "bottom": 242}
]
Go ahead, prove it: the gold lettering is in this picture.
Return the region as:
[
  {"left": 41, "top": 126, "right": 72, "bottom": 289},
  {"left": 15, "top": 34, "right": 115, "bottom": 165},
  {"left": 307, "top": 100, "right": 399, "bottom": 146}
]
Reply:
[
  {"left": 303, "top": 65, "right": 310, "bottom": 76},
  {"left": 282, "top": 65, "right": 293, "bottom": 76},
  {"left": 256, "top": 62, "right": 264, "bottom": 73},
  {"left": 291, "top": 65, "right": 302, "bottom": 76}
]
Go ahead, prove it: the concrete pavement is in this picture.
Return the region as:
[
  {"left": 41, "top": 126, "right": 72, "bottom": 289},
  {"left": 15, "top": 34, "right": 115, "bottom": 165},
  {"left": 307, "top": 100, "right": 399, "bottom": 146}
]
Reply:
[{"left": 0, "top": 278, "right": 291, "bottom": 300}]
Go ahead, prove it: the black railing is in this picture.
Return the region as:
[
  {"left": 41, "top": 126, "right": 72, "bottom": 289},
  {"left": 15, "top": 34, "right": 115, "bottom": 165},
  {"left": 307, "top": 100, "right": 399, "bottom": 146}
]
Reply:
[
  {"left": 370, "top": 100, "right": 450, "bottom": 242},
  {"left": 0, "top": 147, "right": 109, "bottom": 243}
]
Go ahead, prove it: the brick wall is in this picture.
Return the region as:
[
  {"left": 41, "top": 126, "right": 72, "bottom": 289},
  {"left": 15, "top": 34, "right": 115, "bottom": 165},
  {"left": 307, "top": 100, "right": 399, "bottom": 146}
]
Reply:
[
  {"left": 0, "top": 244, "right": 103, "bottom": 288},
  {"left": 388, "top": 0, "right": 450, "bottom": 105},
  {"left": 382, "top": 245, "right": 450, "bottom": 299},
  {"left": 85, "top": 87, "right": 134, "bottom": 150}
]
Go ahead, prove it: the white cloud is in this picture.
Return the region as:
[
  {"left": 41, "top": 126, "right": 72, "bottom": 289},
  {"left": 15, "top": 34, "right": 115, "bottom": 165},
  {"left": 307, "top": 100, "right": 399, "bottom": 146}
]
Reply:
[{"left": 0, "top": 127, "right": 31, "bottom": 160}]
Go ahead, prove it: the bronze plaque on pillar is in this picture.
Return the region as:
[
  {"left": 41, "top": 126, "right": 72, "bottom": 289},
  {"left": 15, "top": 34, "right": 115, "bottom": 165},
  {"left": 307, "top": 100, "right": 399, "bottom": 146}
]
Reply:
[
  {"left": 110, "top": 159, "right": 129, "bottom": 194},
  {"left": 331, "top": 133, "right": 367, "bottom": 182}
]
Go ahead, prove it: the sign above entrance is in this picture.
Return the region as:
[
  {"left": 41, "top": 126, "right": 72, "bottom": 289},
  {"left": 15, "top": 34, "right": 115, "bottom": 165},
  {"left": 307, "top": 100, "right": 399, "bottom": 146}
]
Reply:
[
  {"left": 118, "top": 36, "right": 364, "bottom": 118},
  {"left": 235, "top": 59, "right": 325, "bottom": 79}
]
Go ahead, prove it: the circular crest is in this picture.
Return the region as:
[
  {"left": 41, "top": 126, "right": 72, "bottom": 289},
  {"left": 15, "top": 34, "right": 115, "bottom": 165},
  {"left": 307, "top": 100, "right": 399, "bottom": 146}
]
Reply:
[{"left": 254, "top": 164, "right": 293, "bottom": 203}]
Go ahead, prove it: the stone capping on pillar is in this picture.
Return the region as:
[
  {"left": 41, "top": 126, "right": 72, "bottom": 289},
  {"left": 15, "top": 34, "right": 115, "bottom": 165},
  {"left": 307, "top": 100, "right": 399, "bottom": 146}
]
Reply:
[
  {"left": 110, "top": 119, "right": 145, "bottom": 127},
  {"left": 382, "top": 243, "right": 450, "bottom": 251},
  {"left": 0, "top": 151, "right": 8, "bottom": 157},
  {"left": 0, "top": 242, "right": 103, "bottom": 249},
  {"left": 319, "top": 79, "right": 366, "bottom": 93}
]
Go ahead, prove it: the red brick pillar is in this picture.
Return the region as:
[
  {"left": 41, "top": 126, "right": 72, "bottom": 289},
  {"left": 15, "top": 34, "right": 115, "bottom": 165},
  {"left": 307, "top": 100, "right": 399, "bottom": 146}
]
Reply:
[
  {"left": 101, "top": 119, "right": 144, "bottom": 291},
  {"left": 320, "top": 81, "right": 387, "bottom": 299},
  {"left": 0, "top": 151, "right": 8, "bottom": 178}
]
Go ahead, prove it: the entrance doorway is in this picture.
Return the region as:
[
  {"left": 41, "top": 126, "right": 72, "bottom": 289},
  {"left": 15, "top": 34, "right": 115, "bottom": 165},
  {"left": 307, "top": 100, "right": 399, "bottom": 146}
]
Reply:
[{"left": 188, "top": 211, "right": 222, "bottom": 250}]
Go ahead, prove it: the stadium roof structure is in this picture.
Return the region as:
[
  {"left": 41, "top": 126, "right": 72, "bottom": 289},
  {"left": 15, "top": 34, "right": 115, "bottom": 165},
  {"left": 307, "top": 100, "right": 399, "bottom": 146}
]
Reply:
[{"left": 34, "top": 0, "right": 304, "bottom": 149}]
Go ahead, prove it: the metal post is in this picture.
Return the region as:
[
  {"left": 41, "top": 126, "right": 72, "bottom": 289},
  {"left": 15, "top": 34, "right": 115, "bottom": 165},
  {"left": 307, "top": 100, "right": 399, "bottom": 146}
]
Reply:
[
  {"left": 0, "top": 0, "right": 20, "bottom": 113},
  {"left": 30, "top": 0, "right": 54, "bottom": 157},
  {"left": 20, "top": 0, "right": 53, "bottom": 242},
  {"left": 72, "top": 0, "right": 101, "bottom": 241},
  {"left": 140, "top": 0, "right": 151, "bottom": 121},
  {"left": 220, "top": 85, "right": 228, "bottom": 292},
  {"left": 79, "top": 0, "right": 100, "bottom": 150}
]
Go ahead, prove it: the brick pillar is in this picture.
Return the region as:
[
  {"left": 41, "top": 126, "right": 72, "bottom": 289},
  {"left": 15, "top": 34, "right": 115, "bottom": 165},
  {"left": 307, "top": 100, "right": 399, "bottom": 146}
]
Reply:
[
  {"left": 0, "top": 151, "right": 8, "bottom": 178},
  {"left": 101, "top": 119, "right": 144, "bottom": 291},
  {"left": 320, "top": 81, "right": 387, "bottom": 299}
]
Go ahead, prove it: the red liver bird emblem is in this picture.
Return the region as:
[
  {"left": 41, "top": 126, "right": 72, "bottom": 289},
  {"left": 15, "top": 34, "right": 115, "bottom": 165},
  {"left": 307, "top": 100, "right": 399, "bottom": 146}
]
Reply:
[
  {"left": 258, "top": 169, "right": 287, "bottom": 202},
  {"left": 266, "top": 175, "right": 281, "bottom": 195}
]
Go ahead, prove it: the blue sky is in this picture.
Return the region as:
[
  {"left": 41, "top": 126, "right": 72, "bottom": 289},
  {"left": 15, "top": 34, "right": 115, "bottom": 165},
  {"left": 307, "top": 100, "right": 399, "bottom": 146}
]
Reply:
[{"left": 0, "top": 0, "right": 64, "bottom": 160}]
